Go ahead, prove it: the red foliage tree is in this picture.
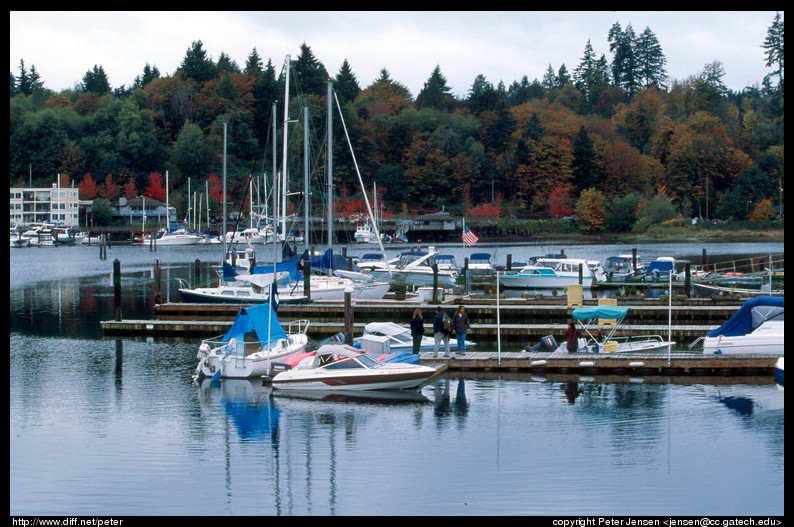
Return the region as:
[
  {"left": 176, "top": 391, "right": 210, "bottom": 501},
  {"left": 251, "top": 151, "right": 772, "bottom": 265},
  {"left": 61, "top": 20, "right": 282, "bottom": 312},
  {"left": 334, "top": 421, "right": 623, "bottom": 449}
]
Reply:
[
  {"left": 144, "top": 173, "right": 167, "bottom": 201},
  {"left": 98, "top": 174, "right": 119, "bottom": 199},
  {"left": 205, "top": 174, "right": 223, "bottom": 204},
  {"left": 548, "top": 186, "right": 575, "bottom": 218},
  {"left": 78, "top": 173, "right": 98, "bottom": 200},
  {"left": 122, "top": 178, "right": 138, "bottom": 199}
]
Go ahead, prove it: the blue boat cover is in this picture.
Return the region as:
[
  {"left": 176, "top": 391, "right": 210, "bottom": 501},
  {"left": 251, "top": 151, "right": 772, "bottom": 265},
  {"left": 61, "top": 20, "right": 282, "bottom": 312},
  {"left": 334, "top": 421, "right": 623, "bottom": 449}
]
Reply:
[
  {"left": 379, "top": 352, "right": 420, "bottom": 364},
  {"left": 251, "top": 260, "right": 301, "bottom": 281},
  {"left": 309, "top": 249, "right": 361, "bottom": 272},
  {"left": 645, "top": 260, "right": 673, "bottom": 276},
  {"left": 571, "top": 305, "right": 630, "bottom": 320},
  {"left": 221, "top": 302, "right": 287, "bottom": 344},
  {"left": 707, "top": 296, "right": 784, "bottom": 337},
  {"left": 470, "top": 253, "right": 492, "bottom": 260}
]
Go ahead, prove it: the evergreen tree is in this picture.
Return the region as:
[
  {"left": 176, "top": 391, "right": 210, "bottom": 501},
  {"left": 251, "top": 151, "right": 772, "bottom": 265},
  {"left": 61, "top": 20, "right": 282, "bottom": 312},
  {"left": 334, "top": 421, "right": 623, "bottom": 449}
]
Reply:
[
  {"left": 82, "top": 65, "right": 111, "bottom": 94},
  {"left": 244, "top": 48, "right": 264, "bottom": 78},
  {"left": 133, "top": 63, "right": 160, "bottom": 89},
  {"left": 608, "top": 22, "right": 639, "bottom": 99},
  {"left": 215, "top": 52, "right": 240, "bottom": 75},
  {"left": 180, "top": 40, "right": 216, "bottom": 83},
  {"left": 292, "top": 42, "right": 328, "bottom": 96},
  {"left": 542, "top": 64, "right": 557, "bottom": 90},
  {"left": 334, "top": 59, "right": 361, "bottom": 104},
  {"left": 762, "top": 12, "right": 784, "bottom": 90},
  {"left": 467, "top": 74, "right": 498, "bottom": 114},
  {"left": 416, "top": 65, "right": 453, "bottom": 111},
  {"left": 635, "top": 27, "right": 667, "bottom": 90},
  {"left": 16, "top": 59, "right": 31, "bottom": 95},
  {"left": 572, "top": 125, "right": 599, "bottom": 193}
]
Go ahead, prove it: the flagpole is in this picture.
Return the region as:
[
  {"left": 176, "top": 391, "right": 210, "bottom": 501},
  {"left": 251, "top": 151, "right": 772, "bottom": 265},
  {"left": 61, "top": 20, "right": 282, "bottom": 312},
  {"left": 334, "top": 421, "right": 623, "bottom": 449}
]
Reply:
[{"left": 462, "top": 217, "right": 466, "bottom": 248}]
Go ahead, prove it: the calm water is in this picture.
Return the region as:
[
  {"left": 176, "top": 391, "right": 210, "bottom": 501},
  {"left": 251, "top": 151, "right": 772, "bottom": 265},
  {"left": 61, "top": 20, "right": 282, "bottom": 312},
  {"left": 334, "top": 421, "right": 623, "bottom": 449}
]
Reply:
[{"left": 9, "top": 242, "right": 784, "bottom": 516}]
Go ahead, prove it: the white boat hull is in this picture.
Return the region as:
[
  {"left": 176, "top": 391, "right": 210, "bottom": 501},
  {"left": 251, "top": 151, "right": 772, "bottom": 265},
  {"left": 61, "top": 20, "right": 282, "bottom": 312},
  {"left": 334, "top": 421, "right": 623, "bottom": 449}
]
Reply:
[
  {"left": 702, "top": 323, "right": 784, "bottom": 355},
  {"left": 271, "top": 363, "right": 436, "bottom": 391},
  {"left": 499, "top": 275, "right": 595, "bottom": 289},
  {"left": 196, "top": 335, "right": 308, "bottom": 379}
]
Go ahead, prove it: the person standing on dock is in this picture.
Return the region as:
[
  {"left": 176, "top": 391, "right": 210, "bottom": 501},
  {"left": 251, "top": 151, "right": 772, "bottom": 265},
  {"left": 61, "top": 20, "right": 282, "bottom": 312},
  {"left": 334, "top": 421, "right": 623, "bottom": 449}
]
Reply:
[
  {"left": 432, "top": 306, "right": 452, "bottom": 358},
  {"left": 565, "top": 322, "right": 579, "bottom": 353},
  {"left": 410, "top": 309, "right": 424, "bottom": 354},
  {"left": 452, "top": 305, "right": 471, "bottom": 355}
]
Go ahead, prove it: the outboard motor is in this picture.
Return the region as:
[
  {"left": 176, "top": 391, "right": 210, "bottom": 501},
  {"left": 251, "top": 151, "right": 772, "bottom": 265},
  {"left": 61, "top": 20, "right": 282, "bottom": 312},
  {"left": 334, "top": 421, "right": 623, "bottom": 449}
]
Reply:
[{"left": 525, "top": 335, "right": 557, "bottom": 352}]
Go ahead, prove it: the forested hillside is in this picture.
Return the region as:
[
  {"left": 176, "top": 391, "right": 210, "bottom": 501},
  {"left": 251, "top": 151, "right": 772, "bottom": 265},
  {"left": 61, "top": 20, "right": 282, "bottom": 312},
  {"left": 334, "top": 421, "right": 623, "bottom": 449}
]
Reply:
[{"left": 9, "top": 15, "right": 784, "bottom": 232}]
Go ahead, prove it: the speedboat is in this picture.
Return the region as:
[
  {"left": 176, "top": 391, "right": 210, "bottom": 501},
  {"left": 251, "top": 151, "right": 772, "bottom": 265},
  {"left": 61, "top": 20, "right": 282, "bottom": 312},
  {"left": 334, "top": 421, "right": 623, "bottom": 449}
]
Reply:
[
  {"left": 267, "top": 344, "right": 437, "bottom": 391},
  {"left": 468, "top": 252, "right": 494, "bottom": 275},
  {"left": 193, "top": 302, "right": 309, "bottom": 380},
  {"left": 700, "top": 296, "right": 784, "bottom": 355},
  {"left": 604, "top": 254, "right": 642, "bottom": 282},
  {"left": 554, "top": 305, "right": 674, "bottom": 353},
  {"left": 356, "top": 321, "right": 476, "bottom": 352},
  {"left": 357, "top": 247, "right": 458, "bottom": 288},
  {"left": 499, "top": 258, "right": 606, "bottom": 289},
  {"left": 151, "top": 227, "right": 202, "bottom": 245}
]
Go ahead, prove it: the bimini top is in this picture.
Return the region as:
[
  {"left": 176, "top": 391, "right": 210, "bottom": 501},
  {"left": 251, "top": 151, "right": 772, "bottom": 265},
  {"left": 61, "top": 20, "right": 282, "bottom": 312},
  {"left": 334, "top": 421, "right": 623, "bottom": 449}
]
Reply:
[
  {"left": 707, "top": 296, "right": 784, "bottom": 338},
  {"left": 571, "top": 305, "right": 630, "bottom": 320},
  {"left": 221, "top": 302, "right": 286, "bottom": 344}
]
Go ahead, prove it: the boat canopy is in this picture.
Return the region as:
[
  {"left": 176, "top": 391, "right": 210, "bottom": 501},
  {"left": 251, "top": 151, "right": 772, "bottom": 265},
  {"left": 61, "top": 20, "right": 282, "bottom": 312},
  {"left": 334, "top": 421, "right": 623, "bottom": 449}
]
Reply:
[
  {"left": 645, "top": 260, "right": 673, "bottom": 277},
  {"left": 707, "top": 296, "right": 784, "bottom": 337},
  {"left": 470, "top": 253, "right": 492, "bottom": 260},
  {"left": 250, "top": 260, "right": 301, "bottom": 281},
  {"left": 363, "top": 322, "right": 409, "bottom": 336},
  {"left": 571, "top": 305, "right": 630, "bottom": 320},
  {"left": 221, "top": 302, "right": 286, "bottom": 344}
]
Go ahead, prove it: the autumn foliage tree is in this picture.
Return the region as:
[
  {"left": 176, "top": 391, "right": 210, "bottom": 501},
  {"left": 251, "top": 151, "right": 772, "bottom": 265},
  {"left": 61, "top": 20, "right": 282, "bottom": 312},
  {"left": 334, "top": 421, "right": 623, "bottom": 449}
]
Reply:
[
  {"left": 575, "top": 188, "right": 607, "bottom": 231},
  {"left": 98, "top": 174, "right": 119, "bottom": 199},
  {"left": 78, "top": 173, "right": 98, "bottom": 200},
  {"left": 548, "top": 186, "right": 575, "bottom": 218},
  {"left": 144, "top": 172, "right": 167, "bottom": 201}
]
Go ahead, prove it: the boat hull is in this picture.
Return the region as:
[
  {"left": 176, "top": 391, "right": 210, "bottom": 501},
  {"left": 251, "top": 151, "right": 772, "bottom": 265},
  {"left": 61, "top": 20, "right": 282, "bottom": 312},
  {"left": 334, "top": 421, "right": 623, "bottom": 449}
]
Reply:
[
  {"left": 271, "top": 364, "right": 436, "bottom": 391},
  {"left": 196, "top": 336, "right": 308, "bottom": 379},
  {"left": 499, "top": 275, "right": 595, "bottom": 289}
]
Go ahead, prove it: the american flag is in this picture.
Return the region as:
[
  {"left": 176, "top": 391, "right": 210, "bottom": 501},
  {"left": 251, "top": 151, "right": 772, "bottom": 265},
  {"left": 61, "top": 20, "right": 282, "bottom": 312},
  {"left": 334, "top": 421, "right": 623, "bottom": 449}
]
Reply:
[{"left": 462, "top": 226, "right": 479, "bottom": 246}]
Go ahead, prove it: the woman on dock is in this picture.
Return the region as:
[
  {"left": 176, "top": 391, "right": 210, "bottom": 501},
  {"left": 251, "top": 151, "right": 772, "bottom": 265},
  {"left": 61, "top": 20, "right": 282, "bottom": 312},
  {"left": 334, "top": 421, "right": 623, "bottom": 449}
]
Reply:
[
  {"left": 453, "top": 306, "right": 471, "bottom": 355},
  {"left": 410, "top": 309, "right": 424, "bottom": 354},
  {"left": 565, "top": 322, "right": 579, "bottom": 353}
]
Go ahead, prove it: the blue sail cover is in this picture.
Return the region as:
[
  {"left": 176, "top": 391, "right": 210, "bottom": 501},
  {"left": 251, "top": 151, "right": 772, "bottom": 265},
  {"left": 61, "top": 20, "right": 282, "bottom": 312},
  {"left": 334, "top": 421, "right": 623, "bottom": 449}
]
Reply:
[
  {"left": 221, "top": 302, "right": 287, "bottom": 344},
  {"left": 251, "top": 260, "right": 301, "bottom": 281},
  {"left": 707, "top": 296, "right": 784, "bottom": 337},
  {"left": 309, "top": 249, "right": 361, "bottom": 272},
  {"left": 571, "top": 306, "right": 630, "bottom": 320}
]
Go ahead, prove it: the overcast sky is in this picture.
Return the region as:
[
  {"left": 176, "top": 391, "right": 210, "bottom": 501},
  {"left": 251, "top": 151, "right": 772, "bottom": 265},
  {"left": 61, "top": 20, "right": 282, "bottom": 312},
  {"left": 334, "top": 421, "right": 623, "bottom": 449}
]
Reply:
[{"left": 10, "top": 11, "right": 782, "bottom": 98}]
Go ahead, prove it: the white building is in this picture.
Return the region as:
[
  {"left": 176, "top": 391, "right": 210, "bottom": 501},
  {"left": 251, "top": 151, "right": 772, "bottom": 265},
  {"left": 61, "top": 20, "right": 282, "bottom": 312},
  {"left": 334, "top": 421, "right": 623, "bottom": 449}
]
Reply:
[{"left": 10, "top": 183, "right": 80, "bottom": 227}]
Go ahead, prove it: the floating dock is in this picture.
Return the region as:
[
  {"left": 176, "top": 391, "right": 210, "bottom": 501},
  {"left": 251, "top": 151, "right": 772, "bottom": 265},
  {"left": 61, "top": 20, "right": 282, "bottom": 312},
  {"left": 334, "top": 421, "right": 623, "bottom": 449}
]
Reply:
[{"left": 100, "top": 297, "right": 779, "bottom": 377}]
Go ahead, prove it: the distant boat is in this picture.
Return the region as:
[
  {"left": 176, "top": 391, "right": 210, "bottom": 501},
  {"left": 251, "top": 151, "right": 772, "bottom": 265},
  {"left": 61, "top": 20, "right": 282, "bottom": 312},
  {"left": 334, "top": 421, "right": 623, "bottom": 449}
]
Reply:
[
  {"left": 468, "top": 252, "right": 494, "bottom": 275},
  {"left": 357, "top": 247, "right": 458, "bottom": 288},
  {"left": 499, "top": 258, "right": 606, "bottom": 289}
]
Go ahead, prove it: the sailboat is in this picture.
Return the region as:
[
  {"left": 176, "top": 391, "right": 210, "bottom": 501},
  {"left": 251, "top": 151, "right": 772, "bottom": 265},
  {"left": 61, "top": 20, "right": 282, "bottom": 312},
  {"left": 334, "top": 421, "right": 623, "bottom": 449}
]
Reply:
[
  {"left": 155, "top": 171, "right": 202, "bottom": 245},
  {"left": 193, "top": 301, "right": 309, "bottom": 380}
]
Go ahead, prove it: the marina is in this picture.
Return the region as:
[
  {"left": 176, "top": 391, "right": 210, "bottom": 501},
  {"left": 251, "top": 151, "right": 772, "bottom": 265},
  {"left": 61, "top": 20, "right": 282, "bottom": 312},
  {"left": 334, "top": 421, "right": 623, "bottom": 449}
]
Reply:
[{"left": 10, "top": 241, "right": 784, "bottom": 516}]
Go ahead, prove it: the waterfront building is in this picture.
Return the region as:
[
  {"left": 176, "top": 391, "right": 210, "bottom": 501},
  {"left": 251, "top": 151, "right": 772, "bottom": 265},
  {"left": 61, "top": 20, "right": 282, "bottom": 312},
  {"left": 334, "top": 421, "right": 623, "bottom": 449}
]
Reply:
[
  {"left": 112, "top": 196, "right": 176, "bottom": 226},
  {"left": 10, "top": 184, "right": 80, "bottom": 227}
]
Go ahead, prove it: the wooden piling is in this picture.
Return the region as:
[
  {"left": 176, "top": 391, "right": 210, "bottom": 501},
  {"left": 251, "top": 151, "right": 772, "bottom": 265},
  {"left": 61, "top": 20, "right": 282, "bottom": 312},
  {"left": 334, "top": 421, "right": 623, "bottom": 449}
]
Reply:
[{"left": 113, "top": 258, "right": 122, "bottom": 321}]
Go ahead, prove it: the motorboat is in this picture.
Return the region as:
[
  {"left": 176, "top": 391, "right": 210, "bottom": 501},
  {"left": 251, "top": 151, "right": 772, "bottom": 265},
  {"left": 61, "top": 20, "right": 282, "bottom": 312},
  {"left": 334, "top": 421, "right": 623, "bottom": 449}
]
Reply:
[
  {"left": 225, "top": 227, "right": 269, "bottom": 245},
  {"left": 468, "top": 252, "right": 494, "bottom": 275},
  {"left": 699, "top": 296, "right": 783, "bottom": 355},
  {"left": 193, "top": 302, "right": 309, "bottom": 380},
  {"left": 152, "top": 227, "right": 202, "bottom": 245},
  {"left": 10, "top": 225, "right": 29, "bottom": 247},
  {"left": 267, "top": 344, "right": 437, "bottom": 391},
  {"left": 604, "top": 254, "right": 642, "bottom": 282},
  {"left": 357, "top": 247, "right": 458, "bottom": 288},
  {"left": 354, "top": 221, "right": 380, "bottom": 243},
  {"left": 355, "top": 321, "right": 476, "bottom": 352},
  {"left": 553, "top": 305, "right": 674, "bottom": 353},
  {"left": 434, "top": 254, "right": 459, "bottom": 273},
  {"left": 499, "top": 258, "right": 606, "bottom": 289}
]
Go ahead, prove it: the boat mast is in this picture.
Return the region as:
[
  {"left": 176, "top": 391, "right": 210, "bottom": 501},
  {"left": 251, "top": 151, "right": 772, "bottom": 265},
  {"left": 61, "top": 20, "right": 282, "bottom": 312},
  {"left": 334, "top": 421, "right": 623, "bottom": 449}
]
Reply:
[
  {"left": 281, "top": 55, "right": 290, "bottom": 244},
  {"left": 326, "top": 80, "right": 333, "bottom": 255},
  {"left": 304, "top": 105, "right": 309, "bottom": 254}
]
